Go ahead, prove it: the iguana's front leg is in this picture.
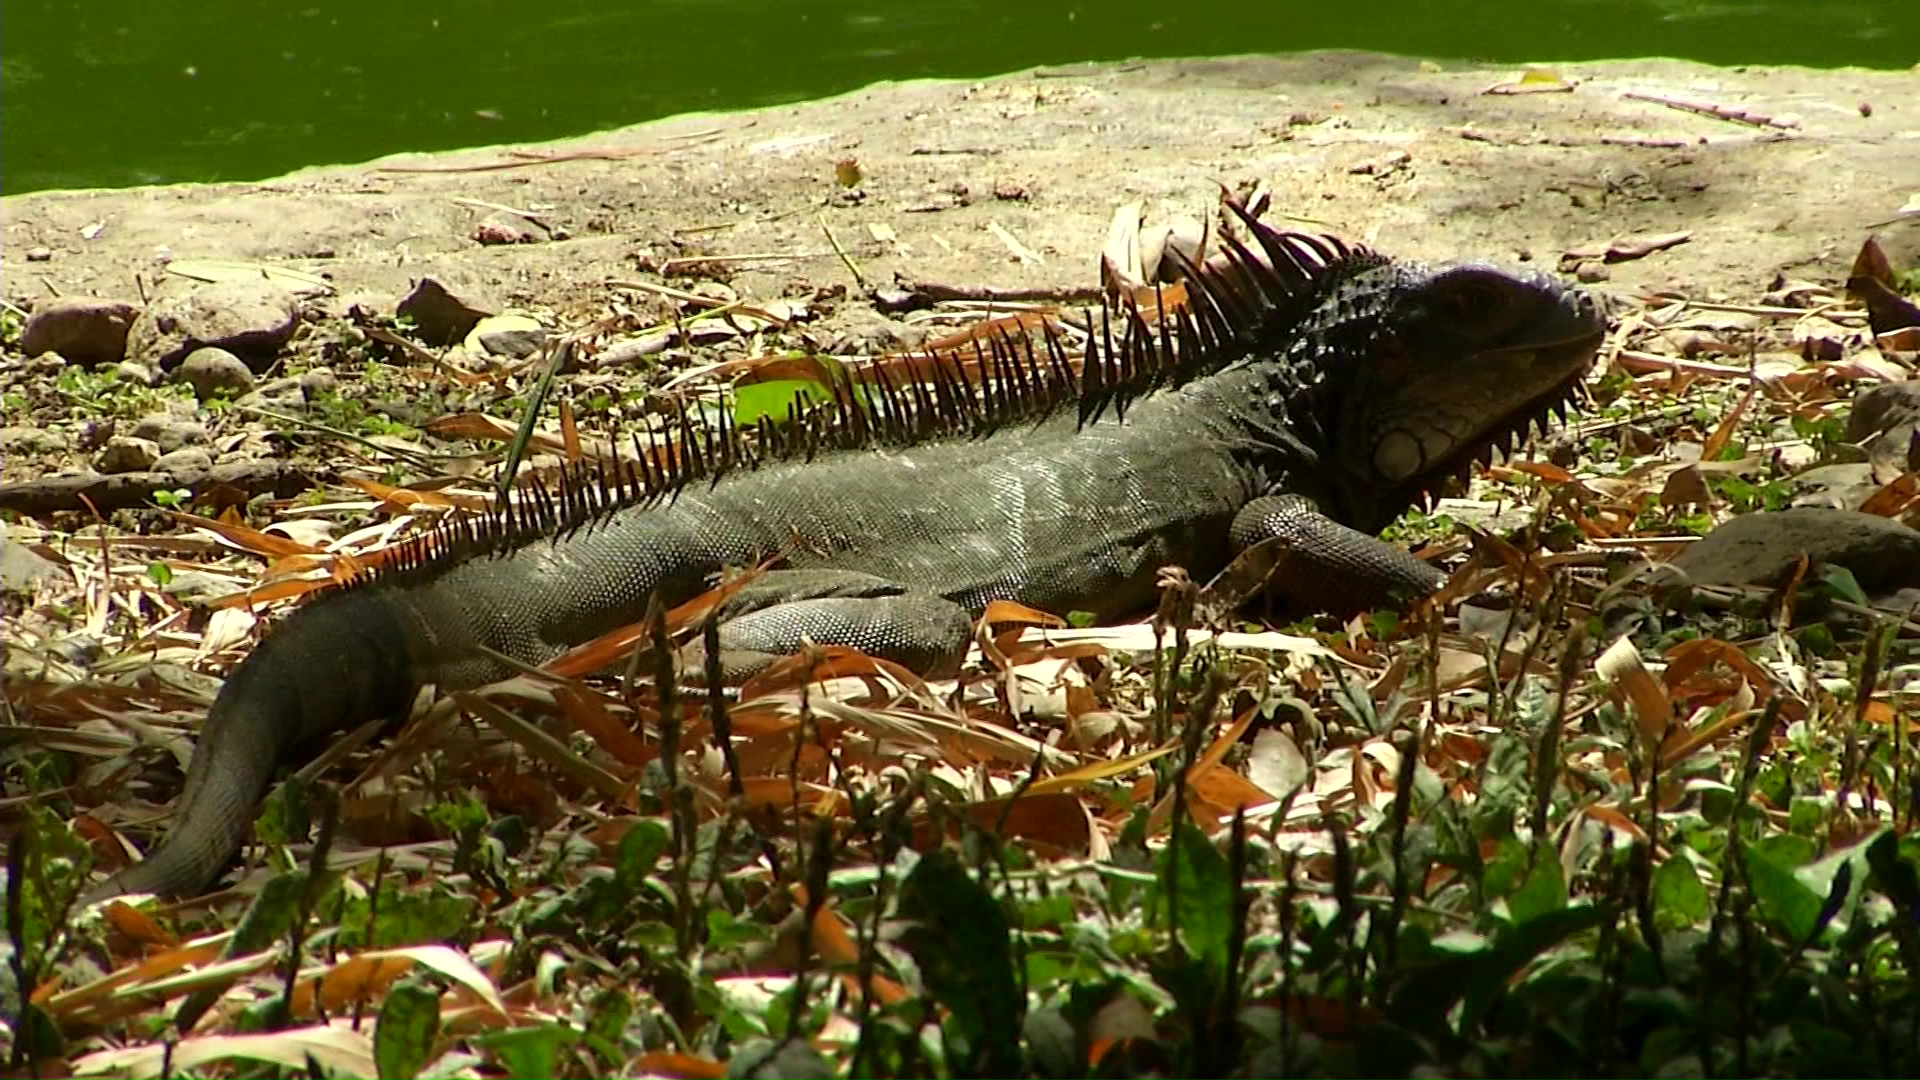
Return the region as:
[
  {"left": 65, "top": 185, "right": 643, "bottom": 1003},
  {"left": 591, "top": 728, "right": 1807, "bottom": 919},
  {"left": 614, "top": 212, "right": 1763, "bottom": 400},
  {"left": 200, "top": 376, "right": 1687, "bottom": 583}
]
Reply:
[
  {"left": 680, "top": 569, "right": 975, "bottom": 680},
  {"left": 1229, "top": 493, "right": 1447, "bottom": 615}
]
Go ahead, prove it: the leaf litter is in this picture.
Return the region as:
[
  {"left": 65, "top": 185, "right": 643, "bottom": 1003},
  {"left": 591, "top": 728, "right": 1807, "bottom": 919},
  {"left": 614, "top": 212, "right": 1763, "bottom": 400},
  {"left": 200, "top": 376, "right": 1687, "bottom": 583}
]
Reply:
[{"left": 4, "top": 205, "right": 1919, "bottom": 1077}]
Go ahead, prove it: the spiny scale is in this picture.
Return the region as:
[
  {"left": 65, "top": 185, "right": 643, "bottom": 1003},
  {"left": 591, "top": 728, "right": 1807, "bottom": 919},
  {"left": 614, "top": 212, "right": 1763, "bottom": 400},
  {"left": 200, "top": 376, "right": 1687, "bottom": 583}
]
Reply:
[{"left": 354, "top": 213, "right": 1379, "bottom": 593}]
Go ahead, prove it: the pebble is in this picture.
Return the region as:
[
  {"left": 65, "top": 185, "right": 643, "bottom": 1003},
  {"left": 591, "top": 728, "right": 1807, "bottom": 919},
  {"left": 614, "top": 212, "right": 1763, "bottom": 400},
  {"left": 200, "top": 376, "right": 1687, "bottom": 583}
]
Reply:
[
  {"left": 130, "top": 414, "right": 209, "bottom": 454},
  {"left": 24, "top": 247, "right": 53, "bottom": 262},
  {"left": 174, "top": 346, "right": 257, "bottom": 399},
  {"left": 20, "top": 297, "right": 142, "bottom": 366},
  {"left": 95, "top": 436, "right": 162, "bottom": 473},
  {"left": 0, "top": 538, "right": 64, "bottom": 594},
  {"left": 0, "top": 427, "right": 65, "bottom": 454},
  {"left": 114, "top": 360, "right": 162, "bottom": 386},
  {"left": 153, "top": 446, "right": 215, "bottom": 474},
  {"left": 467, "top": 313, "right": 548, "bottom": 359}
]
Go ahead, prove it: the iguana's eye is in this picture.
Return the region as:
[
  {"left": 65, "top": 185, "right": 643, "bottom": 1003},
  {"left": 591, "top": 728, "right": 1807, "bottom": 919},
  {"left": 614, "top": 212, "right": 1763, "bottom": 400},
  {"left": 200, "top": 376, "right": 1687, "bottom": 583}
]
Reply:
[{"left": 1447, "top": 281, "right": 1510, "bottom": 321}]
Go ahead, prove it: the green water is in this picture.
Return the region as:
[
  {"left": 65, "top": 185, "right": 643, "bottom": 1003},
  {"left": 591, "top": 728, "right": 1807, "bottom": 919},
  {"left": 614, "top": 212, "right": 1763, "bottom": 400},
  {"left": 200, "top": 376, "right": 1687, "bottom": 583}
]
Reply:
[{"left": 1, "top": 0, "right": 1912, "bottom": 195}]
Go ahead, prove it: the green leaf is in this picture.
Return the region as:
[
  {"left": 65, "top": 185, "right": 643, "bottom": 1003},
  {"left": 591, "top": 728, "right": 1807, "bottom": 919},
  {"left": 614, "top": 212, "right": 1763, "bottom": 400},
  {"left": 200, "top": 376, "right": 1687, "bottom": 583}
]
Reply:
[
  {"left": 1159, "top": 820, "right": 1234, "bottom": 976},
  {"left": 733, "top": 378, "right": 829, "bottom": 426},
  {"left": 1507, "top": 852, "right": 1567, "bottom": 925},
  {"left": 374, "top": 981, "right": 441, "bottom": 1080},
  {"left": 583, "top": 988, "right": 632, "bottom": 1069},
  {"left": 896, "top": 850, "right": 1022, "bottom": 1076},
  {"left": 1652, "top": 856, "right": 1710, "bottom": 926},
  {"left": 476, "top": 1024, "right": 577, "bottom": 1080},
  {"left": 1743, "top": 843, "right": 1823, "bottom": 941},
  {"left": 144, "top": 561, "right": 173, "bottom": 586},
  {"left": 1458, "top": 905, "right": 1605, "bottom": 1035},
  {"left": 613, "top": 819, "right": 668, "bottom": 892},
  {"left": 1815, "top": 563, "right": 1869, "bottom": 607}
]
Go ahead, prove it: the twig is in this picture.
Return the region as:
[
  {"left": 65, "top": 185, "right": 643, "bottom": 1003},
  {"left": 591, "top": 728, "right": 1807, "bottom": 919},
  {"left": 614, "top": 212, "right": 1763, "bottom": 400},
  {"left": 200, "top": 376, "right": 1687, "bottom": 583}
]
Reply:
[
  {"left": 450, "top": 197, "right": 553, "bottom": 230},
  {"left": 604, "top": 278, "right": 792, "bottom": 328},
  {"left": 1620, "top": 90, "right": 1798, "bottom": 131},
  {"left": 890, "top": 278, "right": 1105, "bottom": 305},
  {"left": 375, "top": 131, "right": 723, "bottom": 174},
  {"left": 818, "top": 216, "right": 869, "bottom": 293}
]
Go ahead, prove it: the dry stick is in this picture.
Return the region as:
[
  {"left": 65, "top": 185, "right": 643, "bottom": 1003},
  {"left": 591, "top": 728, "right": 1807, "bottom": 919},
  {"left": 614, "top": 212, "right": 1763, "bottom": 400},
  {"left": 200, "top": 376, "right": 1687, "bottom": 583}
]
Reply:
[
  {"left": 1620, "top": 90, "right": 1797, "bottom": 131},
  {"left": 818, "top": 216, "right": 869, "bottom": 293},
  {"left": 375, "top": 130, "right": 724, "bottom": 174},
  {"left": 449, "top": 196, "right": 553, "bottom": 232},
  {"left": 605, "top": 277, "right": 794, "bottom": 328},
  {"left": 892, "top": 278, "right": 1106, "bottom": 305}
]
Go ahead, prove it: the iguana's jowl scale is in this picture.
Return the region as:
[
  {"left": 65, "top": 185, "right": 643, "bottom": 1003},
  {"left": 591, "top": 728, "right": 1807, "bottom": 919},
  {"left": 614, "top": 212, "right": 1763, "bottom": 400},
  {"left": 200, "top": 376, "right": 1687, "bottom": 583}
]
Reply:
[{"left": 84, "top": 215, "right": 1607, "bottom": 903}]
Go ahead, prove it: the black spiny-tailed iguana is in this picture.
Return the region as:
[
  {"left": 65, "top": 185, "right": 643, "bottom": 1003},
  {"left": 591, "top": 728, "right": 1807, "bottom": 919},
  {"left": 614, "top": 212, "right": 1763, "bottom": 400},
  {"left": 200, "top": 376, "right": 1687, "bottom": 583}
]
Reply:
[{"left": 82, "top": 213, "right": 1607, "bottom": 903}]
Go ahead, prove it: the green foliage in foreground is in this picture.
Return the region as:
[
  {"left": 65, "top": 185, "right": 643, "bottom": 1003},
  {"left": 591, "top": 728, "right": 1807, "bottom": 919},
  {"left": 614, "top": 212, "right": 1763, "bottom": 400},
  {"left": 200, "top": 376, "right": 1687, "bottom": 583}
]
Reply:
[{"left": 7, "top": 623, "right": 1918, "bottom": 1079}]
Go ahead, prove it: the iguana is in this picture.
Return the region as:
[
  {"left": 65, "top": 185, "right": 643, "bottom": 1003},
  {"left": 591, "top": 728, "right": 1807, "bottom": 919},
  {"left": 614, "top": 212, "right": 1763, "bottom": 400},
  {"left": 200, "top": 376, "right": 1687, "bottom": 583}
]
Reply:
[{"left": 81, "top": 213, "right": 1606, "bottom": 903}]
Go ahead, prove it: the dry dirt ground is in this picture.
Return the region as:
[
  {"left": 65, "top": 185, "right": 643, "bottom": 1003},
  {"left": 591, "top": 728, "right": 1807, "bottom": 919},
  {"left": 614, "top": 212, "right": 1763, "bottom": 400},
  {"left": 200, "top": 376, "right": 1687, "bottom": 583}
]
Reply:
[{"left": 4, "top": 52, "right": 1917, "bottom": 342}]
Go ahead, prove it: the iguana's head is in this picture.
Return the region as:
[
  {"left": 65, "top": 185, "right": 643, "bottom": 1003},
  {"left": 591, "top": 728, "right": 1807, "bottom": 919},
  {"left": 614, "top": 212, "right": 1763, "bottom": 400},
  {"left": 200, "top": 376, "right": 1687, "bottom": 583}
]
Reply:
[{"left": 1309, "top": 261, "right": 1607, "bottom": 530}]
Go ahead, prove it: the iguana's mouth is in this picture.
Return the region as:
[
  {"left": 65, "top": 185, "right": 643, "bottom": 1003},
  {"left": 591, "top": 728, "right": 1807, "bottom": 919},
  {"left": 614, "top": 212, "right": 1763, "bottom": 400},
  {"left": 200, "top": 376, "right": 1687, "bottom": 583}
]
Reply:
[{"left": 1403, "top": 322, "right": 1607, "bottom": 509}]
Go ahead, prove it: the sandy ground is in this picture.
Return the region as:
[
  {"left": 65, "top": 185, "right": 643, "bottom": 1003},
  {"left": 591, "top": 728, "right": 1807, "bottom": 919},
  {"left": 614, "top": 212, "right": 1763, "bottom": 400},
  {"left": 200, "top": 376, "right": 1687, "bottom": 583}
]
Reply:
[{"left": 3, "top": 53, "right": 1915, "bottom": 329}]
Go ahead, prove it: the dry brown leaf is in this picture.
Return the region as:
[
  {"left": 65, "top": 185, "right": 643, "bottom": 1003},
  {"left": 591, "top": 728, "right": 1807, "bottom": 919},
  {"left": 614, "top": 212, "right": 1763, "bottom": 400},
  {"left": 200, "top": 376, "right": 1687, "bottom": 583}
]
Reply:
[{"left": 1594, "top": 635, "right": 1674, "bottom": 749}]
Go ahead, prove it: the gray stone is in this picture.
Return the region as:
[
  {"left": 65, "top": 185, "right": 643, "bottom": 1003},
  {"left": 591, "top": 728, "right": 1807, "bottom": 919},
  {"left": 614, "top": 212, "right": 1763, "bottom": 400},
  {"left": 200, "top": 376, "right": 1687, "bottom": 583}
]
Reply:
[
  {"left": 130, "top": 280, "right": 301, "bottom": 370},
  {"left": 130, "top": 414, "right": 208, "bottom": 454},
  {"left": 0, "top": 427, "right": 64, "bottom": 454},
  {"left": 0, "top": 537, "right": 65, "bottom": 594},
  {"left": 174, "top": 346, "right": 257, "bottom": 399},
  {"left": 1662, "top": 507, "right": 1920, "bottom": 596},
  {"left": 475, "top": 325, "right": 547, "bottom": 359},
  {"left": 153, "top": 446, "right": 215, "bottom": 474},
  {"left": 95, "top": 436, "right": 162, "bottom": 473},
  {"left": 19, "top": 297, "right": 141, "bottom": 366}
]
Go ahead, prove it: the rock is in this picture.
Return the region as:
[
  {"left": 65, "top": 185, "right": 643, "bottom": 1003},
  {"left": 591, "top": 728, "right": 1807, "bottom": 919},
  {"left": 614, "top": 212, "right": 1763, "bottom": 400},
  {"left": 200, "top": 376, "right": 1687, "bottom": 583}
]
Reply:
[
  {"left": 114, "top": 360, "right": 161, "bottom": 386},
  {"left": 153, "top": 446, "right": 215, "bottom": 474},
  {"left": 300, "top": 369, "right": 339, "bottom": 397},
  {"left": 396, "top": 277, "right": 491, "bottom": 346},
  {"left": 0, "top": 427, "right": 65, "bottom": 454},
  {"left": 1787, "top": 463, "right": 1880, "bottom": 511},
  {"left": 95, "top": 436, "right": 162, "bottom": 473},
  {"left": 130, "top": 414, "right": 208, "bottom": 454},
  {"left": 130, "top": 280, "right": 301, "bottom": 370},
  {"left": 0, "top": 538, "right": 64, "bottom": 594},
  {"left": 24, "top": 246, "right": 53, "bottom": 262},
  {"left": 1845, "top": 380, "right": 1920, "bottom": 477},
  {"left": 1662, "top": 508, "right": 1920, "bottom": 596},
  {"left": 466, "top": 313, "right": 548, "bottom": 358},
  {"left": 173, "top": 346, "right": 257, "bottom": 399},
  {"left": 19, "top": 297, "right": 141, "bottom": 366}
]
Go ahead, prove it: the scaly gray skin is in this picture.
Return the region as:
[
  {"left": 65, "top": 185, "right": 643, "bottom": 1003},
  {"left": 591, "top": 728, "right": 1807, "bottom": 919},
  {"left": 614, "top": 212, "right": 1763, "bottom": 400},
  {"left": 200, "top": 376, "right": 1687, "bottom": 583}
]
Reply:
[{"left": 83, "top": 232, "right": 1606, "bottom": 903}]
